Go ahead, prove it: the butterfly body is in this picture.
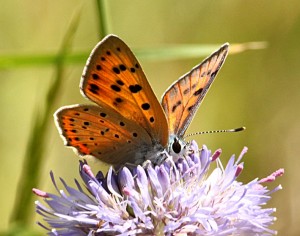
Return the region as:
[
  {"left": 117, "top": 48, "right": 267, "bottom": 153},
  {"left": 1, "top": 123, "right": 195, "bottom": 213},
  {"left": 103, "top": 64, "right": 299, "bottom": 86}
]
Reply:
[{"left": 55, "top": 35, "right": 228, "bottom": 169}]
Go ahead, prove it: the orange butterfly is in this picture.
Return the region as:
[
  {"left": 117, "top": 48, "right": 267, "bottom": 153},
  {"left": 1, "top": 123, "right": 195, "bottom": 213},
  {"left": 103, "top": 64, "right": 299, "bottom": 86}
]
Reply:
[{"left": 55, "top": 35, "right": 228, "bottom": 169}]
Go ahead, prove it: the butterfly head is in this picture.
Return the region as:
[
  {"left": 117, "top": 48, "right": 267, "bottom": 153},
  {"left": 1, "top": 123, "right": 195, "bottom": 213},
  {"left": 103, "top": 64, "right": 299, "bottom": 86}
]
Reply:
[{"left": 168, "top": 135, "right": 187, "bottom": 160}]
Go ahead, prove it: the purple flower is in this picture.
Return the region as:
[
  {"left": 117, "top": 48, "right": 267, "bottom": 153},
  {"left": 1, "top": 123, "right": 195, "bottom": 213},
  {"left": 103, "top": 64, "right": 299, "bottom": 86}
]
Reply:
[{"left": 33, "top": 141, "right": 283, "bottom": 235}]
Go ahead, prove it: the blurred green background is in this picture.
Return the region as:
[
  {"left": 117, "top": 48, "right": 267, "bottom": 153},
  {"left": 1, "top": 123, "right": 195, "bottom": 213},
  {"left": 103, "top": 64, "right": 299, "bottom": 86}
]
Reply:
[{"left": 1, "top": 0, "right": 299, "bottom": 235}]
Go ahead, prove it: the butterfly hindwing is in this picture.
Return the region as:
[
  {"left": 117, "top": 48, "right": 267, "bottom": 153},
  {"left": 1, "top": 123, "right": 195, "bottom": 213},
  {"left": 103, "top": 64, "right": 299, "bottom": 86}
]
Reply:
[
  {"left": 54, "top": 104, "right": 153, "bottom": 165},
  {"left": 80, "top": 35, "right": 169, "bottom": 147},
  {"left": 161, "top": 43, "right": 229, "bottom": 137}
]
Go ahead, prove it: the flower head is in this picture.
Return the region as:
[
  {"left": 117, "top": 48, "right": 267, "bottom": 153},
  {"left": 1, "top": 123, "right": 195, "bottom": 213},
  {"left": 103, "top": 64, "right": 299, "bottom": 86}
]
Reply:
[{"left": 34, "top": 141, "right": 283, "bottom": 235}]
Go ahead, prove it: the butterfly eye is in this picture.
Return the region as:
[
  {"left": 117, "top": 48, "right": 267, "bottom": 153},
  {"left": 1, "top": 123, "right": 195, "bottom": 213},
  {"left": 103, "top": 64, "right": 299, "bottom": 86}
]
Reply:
[{"left": 172, "top": 138, "right": 182, "bottom": 154}]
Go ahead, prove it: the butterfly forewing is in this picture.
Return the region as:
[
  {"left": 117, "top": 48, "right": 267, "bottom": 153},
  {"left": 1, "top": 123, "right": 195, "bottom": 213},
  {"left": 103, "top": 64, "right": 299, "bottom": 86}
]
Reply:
[
  {"left": 55, "top": 104, "right": 153, "bottom": 165},
  {"left": 80, "top": 35, "right": 168, "bottom": 147},
  {"left": 162, "top": 43, "right": 229, "bottom": 137}
]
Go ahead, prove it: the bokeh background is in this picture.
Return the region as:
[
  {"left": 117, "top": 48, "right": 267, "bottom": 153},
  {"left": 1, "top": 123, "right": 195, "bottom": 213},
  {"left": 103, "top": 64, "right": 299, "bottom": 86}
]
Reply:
[{"left": 1, "top": 0, "right": 299, "bottom": 235}]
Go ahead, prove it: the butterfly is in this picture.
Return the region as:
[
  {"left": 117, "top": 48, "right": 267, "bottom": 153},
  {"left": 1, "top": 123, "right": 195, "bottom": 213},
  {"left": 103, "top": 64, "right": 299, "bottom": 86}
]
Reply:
[{"left": 54, "top": 35, "right": 228, "bottom": 169}]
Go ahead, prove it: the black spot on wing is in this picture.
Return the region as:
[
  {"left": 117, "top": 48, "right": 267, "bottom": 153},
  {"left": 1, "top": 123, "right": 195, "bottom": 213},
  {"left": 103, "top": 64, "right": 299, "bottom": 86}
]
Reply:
[
  {"left": 92, "top": 74, "right": 100, "bottom": 80},
  {"left": 141, "top": 103, "right": 150, "bottom": 110},
  {"left": 193, "top": 88, "right": 203, "bottom": 96},
  {"left": 119, "top": 64, "right": 126, "bottom": 71},
  {"left": 115, "top": 97, "right": 123, "bottom": 103},
  {"left": 172, "top": 101, "right": 182, "bottom": 113},
  {"left": 113, "top": 67, "right": 120, "bottom": 74},
  {"left": 111, "top": 85, "right": 121, "bottom": 92},
  {"left": 129, "top": 84, "right": 142, "bottom": 93},
  {"left": 188, "top": 105, "right": 196, "bottom": 111},
  {"left": 89, "top": 84, "right": 100, "bottom": 95},
  {"left": 100, "top": 112, "right": 107, "bottom": 117},
  {"left": 116, "top": 80, "right": 124, "bottom": 86},
  {"left": 183, "top": 88, "right": 190, "bottom": 95},
  {"left": 211, "top": 69, "right": 220, "bottom": 79}
]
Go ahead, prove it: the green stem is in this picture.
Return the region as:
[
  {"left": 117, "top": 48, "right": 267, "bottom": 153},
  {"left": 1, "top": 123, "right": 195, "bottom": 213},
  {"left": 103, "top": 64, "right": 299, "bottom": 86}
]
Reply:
[
  {"left": 10, "top": 12, "right": 80, "bottom": 226},
  {"left": 95, "top": 0, "right": 109, "bottom": 39}
]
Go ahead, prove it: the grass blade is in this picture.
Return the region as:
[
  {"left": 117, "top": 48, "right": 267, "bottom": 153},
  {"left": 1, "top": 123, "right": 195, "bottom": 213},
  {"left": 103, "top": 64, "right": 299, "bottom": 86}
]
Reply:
[
  {"left": 0, "top": 41, "right": 267, "bottom": 70},
  {"left": 10, "top": 11, "right": 81, "bottom": 226},
  {"left": 136, "top": 41, "right": 268, "bottom": 61},
  {"left": 95, "top": 0, "right": 109, "bottom": 38}
]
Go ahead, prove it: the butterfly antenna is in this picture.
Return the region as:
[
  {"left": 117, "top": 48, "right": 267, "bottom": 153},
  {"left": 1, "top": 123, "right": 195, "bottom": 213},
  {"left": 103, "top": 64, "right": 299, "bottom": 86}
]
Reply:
[{"left": 184, "top": 126, "right": 246, "bottom": 138}]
